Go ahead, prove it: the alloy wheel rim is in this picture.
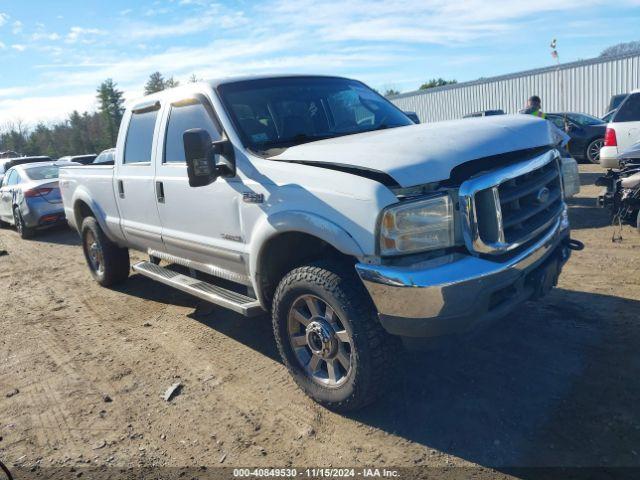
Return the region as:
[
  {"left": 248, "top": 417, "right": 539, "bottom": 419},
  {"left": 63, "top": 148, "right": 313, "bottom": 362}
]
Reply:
[
  {"left": 287, "top": 294, "right": 352, "bottom": 388},
  {"left": 588, "top": 139, "right": 603, "bottom": 163},
  {"left": 85, "top": 231, "right": 104, "bottom": 275}
]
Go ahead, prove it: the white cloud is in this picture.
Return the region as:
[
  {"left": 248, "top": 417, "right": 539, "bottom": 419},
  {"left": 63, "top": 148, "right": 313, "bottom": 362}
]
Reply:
[
  {"left": 0, "top": 12, "right": 8, "bottom": 27},
  {"left": 0, "top": 92, "right": 96, "bottom": 126},
  {"left": 11, "top": 20, "right": 22, "bottom": 34},
  {"left": 11, "top": 44, "right": 26, "bottom": 52},
  {"left": 65, "top": 26, "right": 106, "bottom": 44},
  {"left": 0, "top": 86, "right": 30, "bottom": 98},
  {"left": 125, "top": 16, "right": 215, "bottom": 39},
  {"left": 32, "top": 32, "right": 61, "bottom": 41}
]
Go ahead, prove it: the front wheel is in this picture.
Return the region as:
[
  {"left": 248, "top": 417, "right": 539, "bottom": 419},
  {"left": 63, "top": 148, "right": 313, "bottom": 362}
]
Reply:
[
  {"left": 81, "top": 216, "right": 130, "bottom": 286},
  {"left": 586, "top": 138, "right": 604, "bottom": 164},
  {"left": 272, "top": 260, "right": 400, "bottom": 412}
]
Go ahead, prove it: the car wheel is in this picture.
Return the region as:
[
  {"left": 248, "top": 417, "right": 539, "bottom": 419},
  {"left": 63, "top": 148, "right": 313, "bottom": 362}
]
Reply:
[
  {"left": 13, "top": 207, "right": 35, "bottom": 239},
  {"left": 586, "top": 138, "right": 604, "bottom": 164},
  {"left": 81, "top": 216, "right": 130, "bottom": 287},
  {"left": 272, "top": 260, "right": 401, "bottom": 412}
]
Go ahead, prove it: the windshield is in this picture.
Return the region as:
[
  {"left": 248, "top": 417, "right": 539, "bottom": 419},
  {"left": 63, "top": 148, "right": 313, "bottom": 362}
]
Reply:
[
  {"left": 218, "top": 77, "right": 413, "bottom": 152},
  {"left": 24, "top": 165, "right": 59, "bottom": 180},
  {"left": 567, "top": 113, "right": 604, "bottom": 126}
]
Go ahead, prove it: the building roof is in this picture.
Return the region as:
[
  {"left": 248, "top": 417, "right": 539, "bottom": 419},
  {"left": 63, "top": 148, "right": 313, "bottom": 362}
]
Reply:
[{"left": 390, "top": 51, "right": 640, "bottom": 100}]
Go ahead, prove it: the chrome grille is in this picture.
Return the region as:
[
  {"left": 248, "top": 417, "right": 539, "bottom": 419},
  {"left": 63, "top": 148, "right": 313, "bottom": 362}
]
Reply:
[
  {"left": 459, "top": 150, "right": 564, "bottom": 255},
  {"left": 497, "top": 161, "right": 562, "bottom": 244}
]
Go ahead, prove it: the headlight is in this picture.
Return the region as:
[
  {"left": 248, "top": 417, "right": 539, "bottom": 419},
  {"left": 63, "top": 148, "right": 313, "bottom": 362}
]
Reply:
[{"left": 379, "top": 193, "right": 454, "bottom": 256}]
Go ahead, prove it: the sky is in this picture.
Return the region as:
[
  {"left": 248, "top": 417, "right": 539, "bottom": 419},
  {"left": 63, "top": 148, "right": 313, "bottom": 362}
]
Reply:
[{"left": 0, "top": 0, "right": 639, "bottom": 126}]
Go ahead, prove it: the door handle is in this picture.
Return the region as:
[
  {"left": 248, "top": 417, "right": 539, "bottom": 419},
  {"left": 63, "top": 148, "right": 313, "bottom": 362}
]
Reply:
[
  {"left": 117, "top": 180, "right": 125, "bottom": 198},
  {"left": 156, "top": 181, "right": 165, "bottom": 203}
]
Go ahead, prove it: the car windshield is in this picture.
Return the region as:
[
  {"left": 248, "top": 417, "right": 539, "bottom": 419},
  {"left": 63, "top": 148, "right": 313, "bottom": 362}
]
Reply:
[
  {"left": 24, "top": 165, "right": 59, "bottom": 180},
  {"left": 218, "top": 77, "right": 413, "bottom": 153},
  {"left": 567, "top": 113, "right": 604, "bottom": 126}
]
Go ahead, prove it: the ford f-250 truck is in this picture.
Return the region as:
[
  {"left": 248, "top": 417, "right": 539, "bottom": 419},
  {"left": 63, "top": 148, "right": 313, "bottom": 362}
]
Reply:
[{"left": 60, "top": 75, "right": 579, "bottom": 411}]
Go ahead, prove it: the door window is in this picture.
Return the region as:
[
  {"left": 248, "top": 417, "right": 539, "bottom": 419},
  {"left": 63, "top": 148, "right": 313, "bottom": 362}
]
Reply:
[
  {"left": 548, "top": 116, "right": 565, "bottom": 129},
  {"left": 7, "top": 170, "right": 20, "bottom": 185},
  {"left": 124, "top": 109, "right": 160, "bottom": 164},
  {"left": 614, "top": 94, "right": 640, "bottom": 123},
  {"left": 164, "top": 100, "right": 221, "bottom": 163}
]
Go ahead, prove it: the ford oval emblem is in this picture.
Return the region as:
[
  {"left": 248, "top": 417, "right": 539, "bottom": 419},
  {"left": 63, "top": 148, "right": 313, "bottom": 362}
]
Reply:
[{"left": 536, "top": 187, "right": 551, "bottom": 204}]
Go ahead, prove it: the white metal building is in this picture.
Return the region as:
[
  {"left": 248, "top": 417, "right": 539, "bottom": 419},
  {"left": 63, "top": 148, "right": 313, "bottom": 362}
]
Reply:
[{"left": 389, "top": 52, "right": 640, "bottom": 123}]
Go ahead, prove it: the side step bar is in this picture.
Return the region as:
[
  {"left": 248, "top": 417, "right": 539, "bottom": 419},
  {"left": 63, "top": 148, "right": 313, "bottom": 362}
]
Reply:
[{"left": 132, "top": 261, "right": 264, "bottom": 317}]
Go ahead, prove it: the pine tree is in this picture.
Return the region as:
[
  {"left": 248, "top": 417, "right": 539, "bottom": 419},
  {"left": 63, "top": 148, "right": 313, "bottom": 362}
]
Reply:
[
  {"left": 165, "top": 76, "right": 180, "bottom": 88},
  {"left": 96, "top": 79, "right": 125, "bottom": 148},
  {"left": 144, "top": 72, "right": 166, "bottom": 95}
]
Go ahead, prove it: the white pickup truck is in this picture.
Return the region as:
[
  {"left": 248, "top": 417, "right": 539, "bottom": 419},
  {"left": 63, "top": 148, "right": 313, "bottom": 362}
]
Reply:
[{"left": 60, "top": 75, "right": 578, "bottom": 411}]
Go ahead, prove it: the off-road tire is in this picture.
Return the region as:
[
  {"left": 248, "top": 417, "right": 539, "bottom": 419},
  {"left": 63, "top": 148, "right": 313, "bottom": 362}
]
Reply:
[
  {"left": 272, "top": 260, "right": 401, "bottom": 412},
  {"left": 81, "top": 216, "right": 130, "bottom": 287},
  {"left": 13, "top": 207, "right": 35, "bottom": 239}
]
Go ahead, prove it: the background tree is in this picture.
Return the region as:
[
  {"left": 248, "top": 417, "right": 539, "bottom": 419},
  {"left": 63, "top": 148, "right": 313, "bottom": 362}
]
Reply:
[
  {"left": 419, "top": 78, "right": 457, "bottom": 90},
  {"left": 600, "top": 40, "right": 640, "bottom": 57},
  {"left": 144, "top": 72, "right": 180, "bottom": 94},
  {"left": 165, "top": 76, "right": 180, "bottom": 88},
  {"left": 96, "top": 79, "right": 125, "bottom": 148},
  {"left": 383, "top": 88, "right": 400, "bottom": 97},
  {"left": 144, "top": 71, "right": 166, "bottom": 95}
]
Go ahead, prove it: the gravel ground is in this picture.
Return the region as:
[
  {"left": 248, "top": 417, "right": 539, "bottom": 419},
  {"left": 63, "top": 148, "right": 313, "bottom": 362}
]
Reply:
[{"left": 0, "top": 164, "right": 639, "bottom": 478}]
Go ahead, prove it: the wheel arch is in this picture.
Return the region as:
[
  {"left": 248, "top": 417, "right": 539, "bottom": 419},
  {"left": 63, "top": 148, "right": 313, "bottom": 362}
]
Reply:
[
  {"left": 72, "top": 190, "right": 118, "bottom": 243},
  {"left": 249, "top": 211, "right": 365, "bottom": 309}
]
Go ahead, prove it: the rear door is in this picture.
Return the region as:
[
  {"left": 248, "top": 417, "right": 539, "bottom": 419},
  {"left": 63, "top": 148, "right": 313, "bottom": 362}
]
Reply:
[
  {"left": 154, "top": 94, "right": 246, "bottom": 281},
  {"left": 114, "top": 102, "right": 165, "bottom": 252},
  {"left": 613, "top": 93, "right": 640, "bottom": 152}
]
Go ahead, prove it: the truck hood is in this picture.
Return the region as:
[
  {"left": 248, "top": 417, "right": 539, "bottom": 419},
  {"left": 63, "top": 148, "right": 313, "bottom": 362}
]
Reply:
[{"left": 269, "top": 115, "right": 555, "bottom": 187}]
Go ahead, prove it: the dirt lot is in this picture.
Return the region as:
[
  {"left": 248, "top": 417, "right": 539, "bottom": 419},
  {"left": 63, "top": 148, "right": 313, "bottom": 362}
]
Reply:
[{"left": 1, "top": 164, "right": 639, "bottom": 476}]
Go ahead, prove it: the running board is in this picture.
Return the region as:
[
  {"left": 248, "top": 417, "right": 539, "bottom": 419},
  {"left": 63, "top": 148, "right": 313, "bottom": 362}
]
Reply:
[{"left": 132, "top": 261, "right": 264, "bottom": 317}]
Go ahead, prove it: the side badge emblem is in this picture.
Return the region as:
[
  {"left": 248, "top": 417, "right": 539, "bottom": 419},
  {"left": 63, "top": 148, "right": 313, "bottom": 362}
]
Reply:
[{"left": 242, "top": 192, "right": 264, "bottom": 204}]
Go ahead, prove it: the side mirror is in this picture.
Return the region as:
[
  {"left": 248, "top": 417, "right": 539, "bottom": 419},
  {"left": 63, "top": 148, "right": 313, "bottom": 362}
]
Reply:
[
  {"left": 183, "top": 129, "right": 235, "bottom": 187},
  {"left": 404, "top": 111, "right": 420, "bottom": 124}
]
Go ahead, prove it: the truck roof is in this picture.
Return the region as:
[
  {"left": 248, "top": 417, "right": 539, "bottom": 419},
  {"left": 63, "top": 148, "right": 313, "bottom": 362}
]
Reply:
[{"left": 129, "top": 74, "right": 351, "bottom": 108}]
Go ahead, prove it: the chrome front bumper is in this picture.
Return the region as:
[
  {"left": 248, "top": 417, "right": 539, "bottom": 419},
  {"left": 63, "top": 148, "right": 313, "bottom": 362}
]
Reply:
[{"left": 356, "top": 214, "right": 571, "bottom": 338}]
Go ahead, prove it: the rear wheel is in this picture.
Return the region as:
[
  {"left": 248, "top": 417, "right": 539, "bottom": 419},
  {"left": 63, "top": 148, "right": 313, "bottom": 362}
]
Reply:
[
  {"left": 272, "top": 260, "right": 400, "bottom": 412},
  {"left": 586, "top": 138, "right": 604, "bottom": 164},
  {"left": 81, "top": 216, "right": 130, "bottom": 286},
  {"left": 13, "top": 207, "right": 35, "bottom": 239}
]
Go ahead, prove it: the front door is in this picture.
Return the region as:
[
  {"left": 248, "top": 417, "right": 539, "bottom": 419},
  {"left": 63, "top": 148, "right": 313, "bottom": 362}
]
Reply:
[
  {"left": 114, "top": 104, "right": 165, "bottom": 252},
  {"left": 155, "top": 95, "right": 246, "bottom": 282},
  {"left": 0, "top": 169, "right": 17, "bottom": 222}
]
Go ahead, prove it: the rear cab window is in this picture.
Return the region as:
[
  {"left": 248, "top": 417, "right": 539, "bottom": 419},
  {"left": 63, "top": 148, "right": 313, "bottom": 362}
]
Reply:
[
  {"left": 124, "top": 105, "right": 160, "bottom": 164},
  {"left": 614, "top": 93, "right": 640, "bottom": 123}
]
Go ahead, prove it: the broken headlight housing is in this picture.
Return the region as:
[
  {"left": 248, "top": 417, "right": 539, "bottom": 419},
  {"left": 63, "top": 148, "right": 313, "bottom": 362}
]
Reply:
[{"left": 378, "top": 193, "right": 454, "bottom": 256}]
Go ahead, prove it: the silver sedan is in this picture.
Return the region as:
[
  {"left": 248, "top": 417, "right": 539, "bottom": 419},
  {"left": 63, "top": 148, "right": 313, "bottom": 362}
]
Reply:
[{"left": 0, "top": 161, "right": 77, "bottom": 239}]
